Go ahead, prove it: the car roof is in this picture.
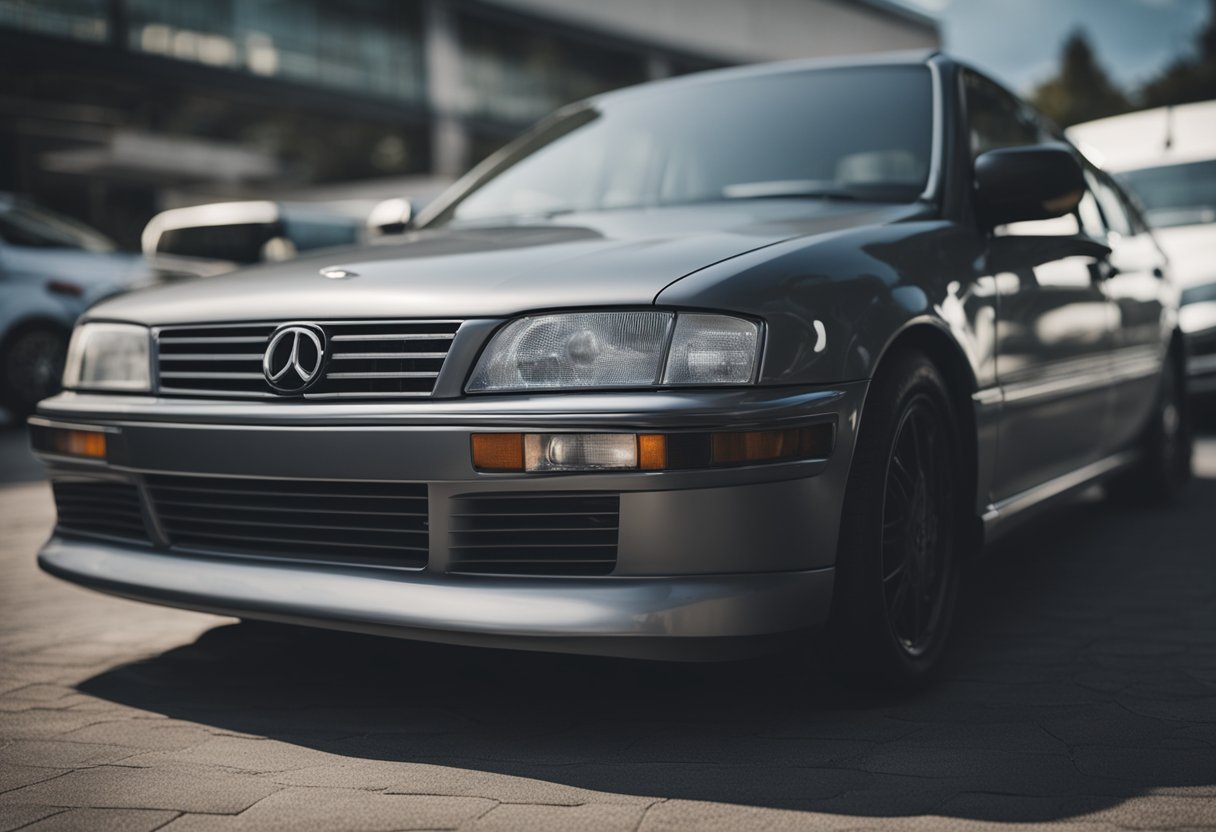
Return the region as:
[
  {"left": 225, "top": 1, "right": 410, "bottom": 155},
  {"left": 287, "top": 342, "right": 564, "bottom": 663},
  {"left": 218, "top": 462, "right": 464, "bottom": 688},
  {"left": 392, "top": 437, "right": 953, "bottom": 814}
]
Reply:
[{"left": 1067, "top": 101, "right": 1216, "bottom": 172}]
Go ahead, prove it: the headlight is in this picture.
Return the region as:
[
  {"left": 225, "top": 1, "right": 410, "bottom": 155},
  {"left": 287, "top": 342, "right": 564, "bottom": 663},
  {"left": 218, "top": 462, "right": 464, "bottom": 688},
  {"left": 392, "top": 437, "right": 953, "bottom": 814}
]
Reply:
[
  {"left": 62, "top": 322, "right": 151, "bottom": 392},
  {"left": 467, "top": 311, "right": 761, "bottom": 392}
]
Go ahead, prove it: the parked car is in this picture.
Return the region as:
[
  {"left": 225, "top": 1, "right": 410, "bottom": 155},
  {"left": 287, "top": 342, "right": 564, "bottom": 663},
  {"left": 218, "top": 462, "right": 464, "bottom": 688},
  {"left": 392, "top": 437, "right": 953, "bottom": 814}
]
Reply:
[
  {"left": 1069, "top": 101, "right": 1216, "bottom": 396},
  {"left": 0, "top": 194, "right": 151, "bottom": 418},
  {"left": 141, "top": 201, "right": 365, "bottom": 279},
  {"left": 30, "top": 53, "right": 1190, "bottom": 687}
]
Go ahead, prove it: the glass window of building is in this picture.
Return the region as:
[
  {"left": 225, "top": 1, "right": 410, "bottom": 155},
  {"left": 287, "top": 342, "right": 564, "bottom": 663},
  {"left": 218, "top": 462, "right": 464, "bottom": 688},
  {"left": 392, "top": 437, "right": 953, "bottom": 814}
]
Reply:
[
  {"left": 0, "top": 0, "right": 108, "bottom": 42},
  {"left": 126, "top": 0, "right": 425, "bottom": 102},
  {"left": 456, "top": 12, "right": 649, "bottom": 125}
]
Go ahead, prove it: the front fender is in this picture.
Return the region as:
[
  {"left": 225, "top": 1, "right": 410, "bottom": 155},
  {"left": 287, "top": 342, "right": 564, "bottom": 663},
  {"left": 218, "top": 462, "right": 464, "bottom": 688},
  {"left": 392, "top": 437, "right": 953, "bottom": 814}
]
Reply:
[{"left": 655, "top": 220, "right": 992, "bottom": 388}]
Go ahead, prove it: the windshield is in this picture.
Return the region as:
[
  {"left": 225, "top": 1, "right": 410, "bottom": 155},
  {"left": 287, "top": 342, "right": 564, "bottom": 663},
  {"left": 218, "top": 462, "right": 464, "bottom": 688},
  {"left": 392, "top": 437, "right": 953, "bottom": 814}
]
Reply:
[
  {"left": 426, "top": 65, "right": 935, "bottom": 227},
  {"left": 0, "top": 198, "right": 117, "bottom": 252},
  {"left": 1119, "top": 160, "right": 1216, "bottom": 229}
]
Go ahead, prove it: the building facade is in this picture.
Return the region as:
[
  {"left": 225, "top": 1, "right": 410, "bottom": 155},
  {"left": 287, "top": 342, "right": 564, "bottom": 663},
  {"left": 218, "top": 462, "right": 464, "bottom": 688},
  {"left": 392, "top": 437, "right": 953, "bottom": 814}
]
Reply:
[{"left": 0, "top": 0, "right": 937, "bottom": 247}]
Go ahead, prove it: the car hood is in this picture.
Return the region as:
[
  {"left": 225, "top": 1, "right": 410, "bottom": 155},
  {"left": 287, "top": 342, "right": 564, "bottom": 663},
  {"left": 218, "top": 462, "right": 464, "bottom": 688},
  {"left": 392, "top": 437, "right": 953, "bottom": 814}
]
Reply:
[
  {"left": 86, "top": 200, "right": 924, "bottom": 325},
  {"left": 1154, "top": 223, "right": 1216, "bottom": 290}
]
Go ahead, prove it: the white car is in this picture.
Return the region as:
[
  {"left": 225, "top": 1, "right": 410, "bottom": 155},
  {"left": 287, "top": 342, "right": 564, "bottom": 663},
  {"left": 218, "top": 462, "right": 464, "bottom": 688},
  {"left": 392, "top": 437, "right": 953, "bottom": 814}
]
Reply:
[{"left": 1070, "top": 101, "right": 1216, "bottom": 396}]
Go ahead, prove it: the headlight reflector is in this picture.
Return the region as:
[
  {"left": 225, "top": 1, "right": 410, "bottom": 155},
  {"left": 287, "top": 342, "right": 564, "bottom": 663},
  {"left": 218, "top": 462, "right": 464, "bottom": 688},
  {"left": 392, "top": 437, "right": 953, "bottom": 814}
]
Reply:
[
  {"left": 663, "top": 313, "right": 760, "bottom": 385},
  {"left": 467, "top": 311, "right": 760, "bottom": 392},
  {"left": 63, "top": 323, "right": 151, "bottom": 392}
]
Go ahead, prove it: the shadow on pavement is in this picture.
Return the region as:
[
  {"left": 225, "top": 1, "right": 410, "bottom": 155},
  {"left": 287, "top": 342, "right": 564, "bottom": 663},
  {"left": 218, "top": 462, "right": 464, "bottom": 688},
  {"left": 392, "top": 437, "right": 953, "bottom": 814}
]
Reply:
[{"left": 77, "top": 465, "right": 1216, "bottom": 821}]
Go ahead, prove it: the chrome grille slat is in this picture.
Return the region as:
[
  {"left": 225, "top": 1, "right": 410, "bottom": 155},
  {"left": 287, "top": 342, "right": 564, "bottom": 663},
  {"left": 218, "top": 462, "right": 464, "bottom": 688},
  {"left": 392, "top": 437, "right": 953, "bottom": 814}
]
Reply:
[
  {"left": 155, "top": 320, "right": 461, "bottom": 399},
  {"left": 160, "top": 371, "right": 265, "bottom": 379},
  {"left": 449, "top": 493, "right": 620, "bottom": 577},
  {"left": 325, "top": 371, "right": 440, "bottom": 379},
  {"left": 330, "top": 332, "right": 456, "bottom": 341},
  {"left": 331, "top": 352, "right": 449, "bottom": 360},
  {"left": 145, "top": 475, "right": 430, "bottom": 570}
]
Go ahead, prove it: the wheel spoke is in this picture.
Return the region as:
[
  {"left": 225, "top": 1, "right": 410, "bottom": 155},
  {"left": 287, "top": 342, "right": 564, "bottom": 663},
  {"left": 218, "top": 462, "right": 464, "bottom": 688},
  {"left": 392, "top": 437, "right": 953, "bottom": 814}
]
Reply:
[{"left": 878, "top": 393, "right": 955, "bottom": 658}]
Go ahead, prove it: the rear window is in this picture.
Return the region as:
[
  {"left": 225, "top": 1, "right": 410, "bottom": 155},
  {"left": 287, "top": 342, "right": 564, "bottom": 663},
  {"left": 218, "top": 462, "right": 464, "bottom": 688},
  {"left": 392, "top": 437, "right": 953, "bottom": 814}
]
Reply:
[{"left": 1119, "top": 160, "right": 1216, "bottom": 229}]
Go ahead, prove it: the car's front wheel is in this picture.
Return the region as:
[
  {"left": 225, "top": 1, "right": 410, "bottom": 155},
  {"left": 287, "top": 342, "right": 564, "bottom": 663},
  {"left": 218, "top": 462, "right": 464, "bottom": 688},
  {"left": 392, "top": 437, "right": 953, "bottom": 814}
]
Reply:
[
  {"left": 0, "top": 324, "right": 68, "bottom": 420},
  {"left": 1107, "top": 346, "right": 1192, "bottom": 506},
  {"left": 827, "top": 351, "right": 965, "bottom": 689}
]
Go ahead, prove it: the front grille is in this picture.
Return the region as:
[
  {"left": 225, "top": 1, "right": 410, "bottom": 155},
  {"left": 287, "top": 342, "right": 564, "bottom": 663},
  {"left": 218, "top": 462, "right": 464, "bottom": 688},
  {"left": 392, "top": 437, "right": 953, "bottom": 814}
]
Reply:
[
  {"left": 145, "top": 475, "right": 429, "bottom": 569},
  {"left": 155, "top": 320, "right": 462, "bottom": 399},
  {"left": 52, "top": 480, "right": 151, "bottom": 545},
  {"left": 449, "top": 492, "right": 619, "bottom": 576}
]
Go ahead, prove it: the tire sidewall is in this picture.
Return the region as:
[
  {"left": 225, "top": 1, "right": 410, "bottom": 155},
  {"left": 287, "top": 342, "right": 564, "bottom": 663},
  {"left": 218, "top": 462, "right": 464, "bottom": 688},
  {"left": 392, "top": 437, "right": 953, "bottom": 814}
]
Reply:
[
  {"left": 0, "top": 324, "right": 68, "bottom": 418},
  {"left": 830, "top": 352, "right": 966, "bottom": 685}
]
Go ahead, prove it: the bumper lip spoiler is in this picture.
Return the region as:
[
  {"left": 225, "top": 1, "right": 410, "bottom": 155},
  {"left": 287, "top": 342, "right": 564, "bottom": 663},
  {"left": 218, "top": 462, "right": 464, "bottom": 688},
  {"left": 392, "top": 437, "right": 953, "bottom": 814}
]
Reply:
[{"left": 38, "top": 535, "right": 834, "bottom": 660}]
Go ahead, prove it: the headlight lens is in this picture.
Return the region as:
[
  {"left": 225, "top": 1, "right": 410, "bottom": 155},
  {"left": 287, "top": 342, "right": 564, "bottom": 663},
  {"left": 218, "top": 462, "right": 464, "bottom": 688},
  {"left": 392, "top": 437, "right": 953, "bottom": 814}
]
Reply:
[
  {"left": 63, "top": 322, "right": 151, "bottom": 392},
  {"left": 467, "top": 311, "right": 760, "bottom": 392},
  {"left": 662, "top": 313, "right": 761, "bottom": 385}
]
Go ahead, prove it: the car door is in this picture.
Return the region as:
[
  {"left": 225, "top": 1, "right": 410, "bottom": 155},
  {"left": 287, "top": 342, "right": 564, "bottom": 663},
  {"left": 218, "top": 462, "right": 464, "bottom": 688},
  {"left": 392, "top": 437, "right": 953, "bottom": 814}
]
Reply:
[
  {"left": 1089, "top": 171, "right": 1170, "bottom": 453},
  {"left": 963, "top": 71, "right": 1117, "bottom": 503}
]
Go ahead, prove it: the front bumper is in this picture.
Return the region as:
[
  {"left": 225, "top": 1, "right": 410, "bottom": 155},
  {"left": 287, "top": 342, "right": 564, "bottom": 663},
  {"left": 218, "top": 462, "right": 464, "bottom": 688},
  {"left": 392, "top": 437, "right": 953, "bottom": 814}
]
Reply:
[
  {"left": 32, "top": 383, "right": 864, "bottom": 659},
  {"left": 39, "top": 536, "right": 835, "bottom": 660}
]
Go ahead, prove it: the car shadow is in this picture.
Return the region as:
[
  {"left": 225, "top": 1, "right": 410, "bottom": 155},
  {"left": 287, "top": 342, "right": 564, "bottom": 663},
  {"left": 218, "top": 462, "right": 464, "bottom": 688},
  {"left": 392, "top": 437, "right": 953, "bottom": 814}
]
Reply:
[{"left": 77, "top": 465, "right": 1216, "bottom": 821}]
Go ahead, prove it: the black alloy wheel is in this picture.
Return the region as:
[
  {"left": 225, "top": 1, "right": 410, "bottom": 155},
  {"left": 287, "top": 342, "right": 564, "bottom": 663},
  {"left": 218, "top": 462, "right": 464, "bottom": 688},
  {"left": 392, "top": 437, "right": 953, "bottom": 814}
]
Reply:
[
  {"left": 827, "top": 351, "right": 965, "bottom": 688},
  {"left": 880, "top": 393, "right": 955, "bottom": 658},
  {"left": 1, "top": 326, "right": 68, "bottom": 419}
]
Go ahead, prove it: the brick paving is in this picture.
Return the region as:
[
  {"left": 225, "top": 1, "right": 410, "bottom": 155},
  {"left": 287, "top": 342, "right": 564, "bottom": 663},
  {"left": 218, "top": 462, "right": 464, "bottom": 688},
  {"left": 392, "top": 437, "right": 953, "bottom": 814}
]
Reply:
[{"left": 1, "top": 426, "right": 1214, "bottom": 831}]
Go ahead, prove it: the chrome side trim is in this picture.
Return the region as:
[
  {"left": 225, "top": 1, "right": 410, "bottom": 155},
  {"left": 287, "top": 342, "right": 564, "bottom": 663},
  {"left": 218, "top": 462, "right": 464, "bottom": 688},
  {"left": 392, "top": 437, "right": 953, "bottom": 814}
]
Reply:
[{"left": 982, "top": 450, "right": 1137, "bottom": 540}]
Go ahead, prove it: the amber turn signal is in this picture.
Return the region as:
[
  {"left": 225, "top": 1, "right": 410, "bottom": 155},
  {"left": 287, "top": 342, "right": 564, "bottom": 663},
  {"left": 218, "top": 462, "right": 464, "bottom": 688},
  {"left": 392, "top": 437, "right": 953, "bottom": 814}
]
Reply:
[
  {"left": 45, "top": 428, "right": 107, "bottom": 459},
  {"left": 637, "top": 434, "right": 667, "bottom": 470},
  {"left": 470, "top": 433, "right": 524, "bottom": 471}
]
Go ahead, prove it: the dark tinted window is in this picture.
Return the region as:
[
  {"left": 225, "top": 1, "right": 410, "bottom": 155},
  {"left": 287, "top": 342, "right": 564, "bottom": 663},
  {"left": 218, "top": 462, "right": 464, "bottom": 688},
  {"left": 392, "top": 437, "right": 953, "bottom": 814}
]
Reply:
[
  {"left": 1119, "top": 160, "right": 1216, "bottom": 229},
  {"left": 430, "top": 66, "right": 935, "bottom": 226},
  {"left": 157, "top": 223, "right": 279, "bottom": 264},
  {"left": 963, "top": 71, "right": 1042, "bottom": 159},
  {"left": 281, "top": 215, "right": 361, "bottom": 251}
]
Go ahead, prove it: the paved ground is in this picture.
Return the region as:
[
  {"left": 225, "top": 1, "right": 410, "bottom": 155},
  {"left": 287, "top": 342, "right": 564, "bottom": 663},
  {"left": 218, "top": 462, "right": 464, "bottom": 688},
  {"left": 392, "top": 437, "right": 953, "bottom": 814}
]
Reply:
[{"left": 1, "top": 423, "right": 1215, "bottom": 832}]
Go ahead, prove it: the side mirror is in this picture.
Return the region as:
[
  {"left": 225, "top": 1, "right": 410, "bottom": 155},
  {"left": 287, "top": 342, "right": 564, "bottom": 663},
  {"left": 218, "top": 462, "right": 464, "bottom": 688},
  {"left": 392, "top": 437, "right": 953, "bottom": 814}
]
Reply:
[
  {"left": 974, "top": 143, "right": 1086, "bottom": 229},
  {"left": 367, "top": 197, "right": 415, "bottom": 238}
]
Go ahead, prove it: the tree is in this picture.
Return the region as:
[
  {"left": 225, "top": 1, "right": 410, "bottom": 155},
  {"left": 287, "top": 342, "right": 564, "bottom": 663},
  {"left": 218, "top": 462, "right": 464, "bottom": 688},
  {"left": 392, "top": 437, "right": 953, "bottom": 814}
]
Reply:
[
  {"left": 1140, "top": 0, "right": 1216, "bottom": 108},
  {"left": 1031, "top": 30, "right": 1131, "bottom": 128}
]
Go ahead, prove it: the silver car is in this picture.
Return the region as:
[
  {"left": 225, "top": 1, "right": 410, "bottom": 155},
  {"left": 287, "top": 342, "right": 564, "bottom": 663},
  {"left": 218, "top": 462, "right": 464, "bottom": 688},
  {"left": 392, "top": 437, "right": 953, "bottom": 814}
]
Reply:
[{"left": 30, "top": 54, "right": 1191, "bottom": 687}]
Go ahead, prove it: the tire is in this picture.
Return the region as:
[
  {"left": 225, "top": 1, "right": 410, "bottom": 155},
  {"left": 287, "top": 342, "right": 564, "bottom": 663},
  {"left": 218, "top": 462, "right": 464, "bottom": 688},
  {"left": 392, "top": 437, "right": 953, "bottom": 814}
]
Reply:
[
  {"left": 1107, "top": 347, "right": 1192, "bottom": 506},
  {"left": 826, "top": 351, "right": 966, "bottom": 690},
  {"left": 0, "top": 325, "right": 68, "bottom": 420}
]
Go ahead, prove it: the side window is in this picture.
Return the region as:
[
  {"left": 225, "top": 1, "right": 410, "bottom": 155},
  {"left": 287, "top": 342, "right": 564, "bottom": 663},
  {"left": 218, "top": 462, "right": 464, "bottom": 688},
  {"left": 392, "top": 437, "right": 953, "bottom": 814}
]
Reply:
[
  {"left": 963, "top": 71, "right": 1041, "bottom": 159},
  {"left": 1076, "top": 187, "right": 1106, "bottom": 239}
]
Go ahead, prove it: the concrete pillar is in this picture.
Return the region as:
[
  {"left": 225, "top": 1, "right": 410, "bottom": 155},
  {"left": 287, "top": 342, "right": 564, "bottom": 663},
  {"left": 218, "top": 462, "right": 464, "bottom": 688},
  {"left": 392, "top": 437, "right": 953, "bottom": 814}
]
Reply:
[{"left": 424, "top": 0, "right": 471, "bottom": 177}]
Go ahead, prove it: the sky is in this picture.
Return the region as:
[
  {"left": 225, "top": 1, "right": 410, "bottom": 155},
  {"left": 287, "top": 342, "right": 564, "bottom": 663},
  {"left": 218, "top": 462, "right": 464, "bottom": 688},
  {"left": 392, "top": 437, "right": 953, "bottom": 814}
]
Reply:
[{"left": 900, "top": 0, "right": 1211, "bottom": 94}]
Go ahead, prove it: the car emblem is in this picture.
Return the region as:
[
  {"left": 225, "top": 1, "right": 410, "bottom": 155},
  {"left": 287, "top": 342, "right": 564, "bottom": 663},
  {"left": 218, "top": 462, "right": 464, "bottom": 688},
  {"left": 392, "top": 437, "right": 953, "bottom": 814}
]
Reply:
[{"left": 263, "top": 324, "right": 327, "bottom": 394}]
